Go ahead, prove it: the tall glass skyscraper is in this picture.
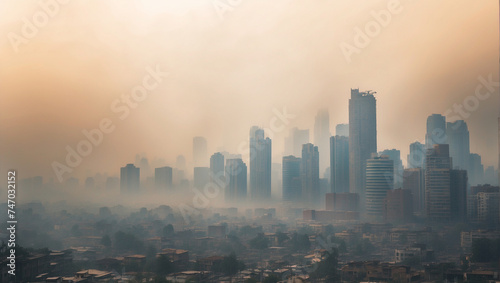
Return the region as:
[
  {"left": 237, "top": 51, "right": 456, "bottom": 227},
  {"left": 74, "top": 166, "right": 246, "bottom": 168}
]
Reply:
[
  {"left": 120, "top": 163, "right": 140, "bottom": 193},
  {"left": 446, "top": 120, "right": 470, "bottom": 171},
  {"left": 365, "top": 155, "right": 394, "bottom": 219},
  {"left": 301, "top": 143, "right": 320, "bottom": 208},
  {"left": 249, "top": 126, "right": 272, "bottom": 202},
  {"left": 225, "top": 158, "right": 247, "bottom": 203},
  {"left": 349, "top": 89, "right": 377, "bottom": 201},
  {"left": 282, "top": 155, "right": 302, "bottom": 203}
]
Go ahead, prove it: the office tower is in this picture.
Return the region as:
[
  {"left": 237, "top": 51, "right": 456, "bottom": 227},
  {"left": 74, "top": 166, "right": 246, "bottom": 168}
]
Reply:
[
  {"left": 425, "top": 144, "right": 452, "bottom": 221},
  {"left": 379, "top": 149, "right": 404, "bottom": 189},
  {"left": 283, "top": 156, "right": 302, "bottom": 203},
  {"left": 155, "top": 166, "right": 173, "bottom": 190},
  {"left": 193, "top": 136, "right": 208, "bottom": 167},
  {"left": 477, "top": 192, "right": 500, "bottom": 225},
  {"left": 407, "top": 141, "right": 425, "bottom": 169},
  {"left": 330, "top": 135, "right": 349, "bottom": 193},
  {"left": 349, "top": 89, "right": 377, "bottom": 200},
  {"left": 120, "top": 164, "right": 140, "bottom": 193},
  {"left": 314, "top": 109, "right": 331, "bottom": 174},
  {"left": 425, "top": 114, "right": 446, "bottom": 148},
  {"left": 336, "top": 123, "right": 349, "bottom": 137},
  {"left": 325, "top": 193, "right": 359, "bottom": 211},
  {"left": 301, "top": 143, "right": 320, "bottom": 208},
  {"left": 468, "top": 185, "right": 500, "bottom": 224},
  {"left": 271, "top": 163, "right": 282, "bottom": 199},
  {"left": 365, "top": 155, "right": 394, "bottom": 219},
  {"left": 450, "top": 169, "right": 467, "bottom": 222},
  {"left": 285, "top": 127, "right": 310, "bottom": 157},
  {"left": 403, "top": 168, "right": 425, "bottom": 214},
  {"left": 210, "top": 152, "right": 225, "bottom": 190},
  {"left": 484, "top": 166, "right": 498, "bottom": 185},
  {"left": 194, "top": 167, "right": 210, "bottom": 189},
  {"left": 225, "top": 158, "right": 247, "bottom": 202},
  {"left": 383, "top": 188, "right": 413, "bottom": 223},
  {"left": 249, "top": 126, "right": 272, "bottom": 201},
  {"left": 446, "top": 120, "right": 470, "bottom": 170},
  {"left": 469, "top": 153, "right": 484, "bottom": 185}
]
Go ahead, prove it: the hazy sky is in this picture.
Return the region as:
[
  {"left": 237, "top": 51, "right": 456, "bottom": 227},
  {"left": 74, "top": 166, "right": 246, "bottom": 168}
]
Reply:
[{"left": 0, "top": 0, "right": 498, "bottom": 183}]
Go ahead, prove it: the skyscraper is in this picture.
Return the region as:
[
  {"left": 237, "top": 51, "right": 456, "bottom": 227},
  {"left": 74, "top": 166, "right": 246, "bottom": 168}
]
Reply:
[
  {"left": 210, "top": 152, "right": 225, "bottom": 190},
  {"left": 349, "top": 89, "right": 377, "bottom": 200},
  {"left": 469, "top": 153, "right": 484, "bottom": 185},
  {"left": 249, "top": 126, "right": 272, "bottom": 201},
  {"left": 365, "top": 155, "right": 394, "bottom": 219},
  {"left": 403, "top": 168, "right": 425, "bottom": 215},
  {"left": 407, "top": 141, "right": 425, "bottom": 169},
  {"left": 282, "top": 155, "right": 302, "bottom": 203},
  {"left": 155, "top": 166, "right": 173, "bottom": 190},
  {"left": 425, "top": 114, "right": 446, "bottom": 148},
  {"left": 450, "top": 169, "right": 467, "bottom": 222},
  {"left": 314, "top": 109, "right": 330, "bottom": 174},
  {"left": 120, "top": 163, "right": 140, "bottom": 193},
  {"left": 379, "top": 149, "right": 403, "bottom": 189},
  {"left": 335, "top": 123, "right": 349, "bottom": 137},
  {"left": 446, "top": 120, "right": 470, "bottom": 170},
  {"left": 330, "top": 135, "right": 349, "bottom": 193},
  {"left": 193, "top": 136, "right": 208, "bottom": 167},
  {"left": 425, "top": 144, "right": 452, "bottom": 221},
  {"left": 284, "top": 127, "right": 309, "bottom": 157},
  {"left": 301, "top": 143, "right": 320, "bottom": 208},
  {"left": 225, "top": 158, "right": 247, "bottom": 203}
]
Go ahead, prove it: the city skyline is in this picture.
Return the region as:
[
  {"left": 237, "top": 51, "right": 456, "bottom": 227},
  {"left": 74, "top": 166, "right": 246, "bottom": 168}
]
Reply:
[{"left": 0, "top": 1, "right": 498, "bottom": 183}]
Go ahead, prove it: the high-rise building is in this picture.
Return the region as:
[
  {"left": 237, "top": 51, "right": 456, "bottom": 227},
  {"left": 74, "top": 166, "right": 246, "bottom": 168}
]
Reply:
[
  {"left": 194, "top": 167, "right": 210, "bottom": 189},
  {"left": 301, "top": 143, "right": 320, "bottom": 208},
  {"left": 225, "top": 158, "right": 247, "bottom": 203},
  {"left": 484, "top": 166, "right": 499, "bottom": 186},
  {"left": 407, "top": 141, "right": 425, "bottom": 169},
  {"left": 282, "top": 156, "right": 301, "bottom": 203},
  {"left": 155, "top": 166, "right": 173, "bottom": 190},
  {"left": 349, "top": 89, "right": 377, "bottom": 200},
  {"left": 379, "top": 149, "right": 404, "bottom": 189},
  {"left": 365, "top": 155, "right": 394, "bottom": 219},
  {"left": 469, "top": 153, "right": 484, "bottom": 186},
  {"left": 210, "top": 152, "right": 225, "bottom": 192},
  {"left": 425, "top": 114, "right": 446, "bottom": 148},
  {"left": 249, "top": 127, "right": 272, "bottom": 201},
  {"left": 285, "top": 127, "right": 309, "bottom": 157},
  {"left": 403, "top": 168, "right": 425, "bottom": 215},
  {"left": 335, "top": 124, "right": 349, "bottom": 137},
  {"left": 425, "top": 144, "right": 452, "bottom": 221},
  {"left": 468, "top": 184, "right": 500, "bottom": 223},
  {"left": 314, "top": 109, "right": 331, "bottom": 174},
  {"left": 446, "top": 120, "right": 470, "bottom": 171},
  {"left": 193, "top": 137, "right": 208, "bottom": 167},
  {"left": 450, "top": 169, "right": 467, "bottom": 222},
  {"left": 120, "top": 164, "right": 140, "bottom": 193},
  {"left": 384, "top": 188, "right": 413, "bottom": 223},
  {"left": 330, "top": 135, "right": 349, "bottom": 193}
]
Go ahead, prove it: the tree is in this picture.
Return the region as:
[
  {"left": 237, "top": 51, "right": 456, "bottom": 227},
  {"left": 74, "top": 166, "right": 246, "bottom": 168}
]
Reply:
[
  {"left": 290, "top": 233, "right": 311, "bottom": 251},
  {"left": 114, "top": 231, "right": 144, "bottom": 253},
  {"left": 310, "top": 248, "right": 339, "bottom": 281},
  {"left": 101, "top": 235, "right": 111, "bottom": 248},
  {"left": 249, "top": 233, "right": 268, "bottom": 250}
]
